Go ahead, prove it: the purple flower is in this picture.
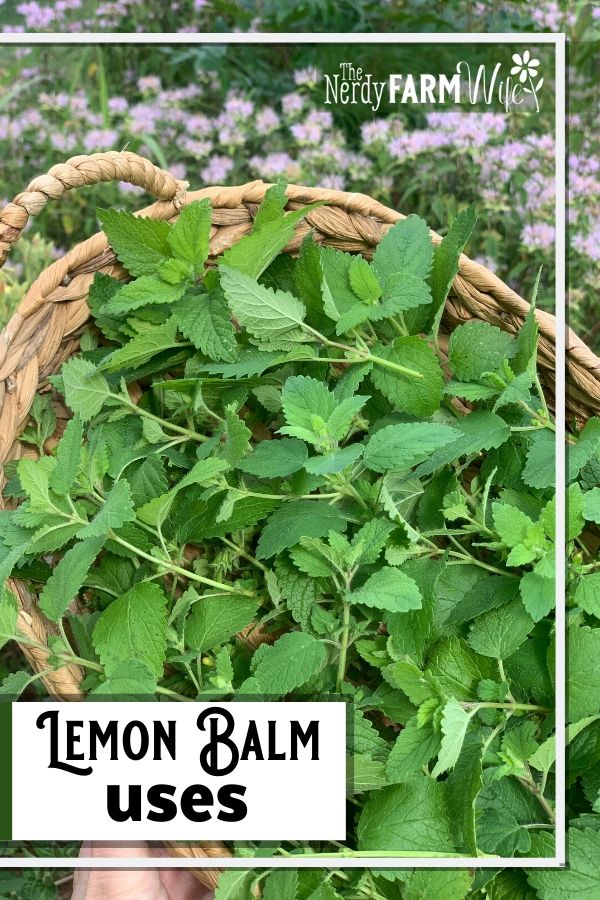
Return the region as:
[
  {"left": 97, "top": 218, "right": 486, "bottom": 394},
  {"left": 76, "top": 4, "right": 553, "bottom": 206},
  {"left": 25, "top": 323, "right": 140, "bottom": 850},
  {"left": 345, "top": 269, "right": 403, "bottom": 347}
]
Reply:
[
  {"left": 319, "top": 174, "right": 346, "bottom": 190},
  {"left": 20, "top": 108, "right": 43, "bottom": 129},
  {"left": 129, "top": 102, "right": 160, "bottom": 134},
  {"left": 249, "top": 153, "right": 301, "bottom": 180},
  {"left": 119, "top": 182, "right": 145, "bottom": 195},
  {"left": 255, "top": 107, "right": 280, "bottom": 135},
  {"left": 294, "top": 66, "right": 320, "bottom": 87},
  {"left": 201, "top": 155, "right": 234, "bottom": 183},
  {"left": 137, "top": 76, "right": 161, "bottom": 93},
  {"left": 180, "top": 137, "right": 213, "bottom": 158},
  {"left": 530, "top": 2, "right": 569, "bottom": 30},
  {"left": 389, "top": 131, "right": 449, "bottom": 159},
  {"left": 290, "top": 121, "right": 322, "bottom": 144},
  {"left": 281, "top": 92, "right": 304, "bottom": 116},
  {"left": 84, "top": 128, "right": 119, "bottom": 151},
  {"left": 224, "top": 95, "right": 254, "bottom": 119},
  {"left": 521, "top": 222, "right": 555, "bottom": 251},
  {"left": 169, "top": 162, "right": 187, "bottom": 181},
  {"left": 425, "top": 111, "right": 506, "bottom": 149},
  {"left": 69, "top": 94, "right": 88, "bottom": 114},
  {"left": 108, "top": 96, "right": 129, "bottom": 114},
  {"left": 50, "top": 133, "right": 78, "bottom": 152},
  {"left": 187, "top": 113, "right": 212, "bottom": 136},
  {"left": 571, "top": 222, "right": 600, "bottom": 261},
  {"left": 16, "top": 1, "right": 55, "bottom": 28},
  {"left": 307, "top": 109, "right": 332, "bottom": 129},
  {"left": 361, "top": 119, "right": 390, "bottom": 146}
]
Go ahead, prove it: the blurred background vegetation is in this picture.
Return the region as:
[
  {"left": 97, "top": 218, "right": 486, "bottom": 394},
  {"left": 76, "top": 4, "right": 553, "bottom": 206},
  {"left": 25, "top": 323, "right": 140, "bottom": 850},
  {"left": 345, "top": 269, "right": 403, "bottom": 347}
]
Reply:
[{"left": 0, "top": 2, "right": 597, "bottom": 344}]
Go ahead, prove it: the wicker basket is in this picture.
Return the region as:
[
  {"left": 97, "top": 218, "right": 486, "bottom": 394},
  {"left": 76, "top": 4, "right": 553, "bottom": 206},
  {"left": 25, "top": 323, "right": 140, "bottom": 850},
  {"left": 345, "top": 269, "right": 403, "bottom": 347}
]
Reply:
[{"left": 0, "top": 150, "right": 597, "bottom": 886}]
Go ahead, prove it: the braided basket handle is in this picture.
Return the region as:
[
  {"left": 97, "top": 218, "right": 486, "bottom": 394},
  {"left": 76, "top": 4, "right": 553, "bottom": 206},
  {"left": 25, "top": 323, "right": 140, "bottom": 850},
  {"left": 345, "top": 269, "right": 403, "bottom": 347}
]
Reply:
[{"left": 0, "top": 150, "right": 188, "bottom": 268}]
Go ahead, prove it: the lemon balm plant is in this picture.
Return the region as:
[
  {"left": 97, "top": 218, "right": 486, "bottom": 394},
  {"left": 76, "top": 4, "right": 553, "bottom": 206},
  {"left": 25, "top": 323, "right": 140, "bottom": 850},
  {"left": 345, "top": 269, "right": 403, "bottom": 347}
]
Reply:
[{"left": 0, "top": 158, "right": 598, "bottom": 894}]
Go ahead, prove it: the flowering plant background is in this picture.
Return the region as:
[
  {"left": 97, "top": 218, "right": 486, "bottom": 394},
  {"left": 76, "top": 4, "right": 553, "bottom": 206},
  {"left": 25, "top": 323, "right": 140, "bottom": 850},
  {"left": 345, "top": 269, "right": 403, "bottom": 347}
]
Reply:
[
  {"left": 0, "top": 1, "right": 597, "bottom": 351},
  {"left": 0, "top": 3, "right": 598, "bottom": 898}
]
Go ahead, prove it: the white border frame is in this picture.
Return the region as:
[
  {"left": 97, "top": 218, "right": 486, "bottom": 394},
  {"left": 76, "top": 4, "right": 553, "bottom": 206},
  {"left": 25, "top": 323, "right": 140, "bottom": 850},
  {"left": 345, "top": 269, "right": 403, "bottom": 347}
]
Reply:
[{"left": 0, "top": 30, "right": 566, "bottom": 871}]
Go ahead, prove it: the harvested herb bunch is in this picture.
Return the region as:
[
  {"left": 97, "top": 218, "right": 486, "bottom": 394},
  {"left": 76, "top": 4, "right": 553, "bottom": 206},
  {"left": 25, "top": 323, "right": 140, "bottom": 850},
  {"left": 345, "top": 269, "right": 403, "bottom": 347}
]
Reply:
[{"left": 0, "top": 181, "right": 592, "bottom": 868}]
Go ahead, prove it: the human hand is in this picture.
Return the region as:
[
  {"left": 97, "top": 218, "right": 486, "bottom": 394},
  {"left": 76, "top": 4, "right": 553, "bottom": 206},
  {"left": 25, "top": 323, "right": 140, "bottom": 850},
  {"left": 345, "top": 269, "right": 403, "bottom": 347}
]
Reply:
[{"left": 71, "top": 842, "right": 213, "bottom": 900}]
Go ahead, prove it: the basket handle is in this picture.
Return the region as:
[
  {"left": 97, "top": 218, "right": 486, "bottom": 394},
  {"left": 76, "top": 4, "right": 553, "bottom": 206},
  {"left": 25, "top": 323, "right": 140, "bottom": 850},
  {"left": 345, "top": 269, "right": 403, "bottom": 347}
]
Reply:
[{"left": 0, "top": 150, "right": 188, "bottom": 268}]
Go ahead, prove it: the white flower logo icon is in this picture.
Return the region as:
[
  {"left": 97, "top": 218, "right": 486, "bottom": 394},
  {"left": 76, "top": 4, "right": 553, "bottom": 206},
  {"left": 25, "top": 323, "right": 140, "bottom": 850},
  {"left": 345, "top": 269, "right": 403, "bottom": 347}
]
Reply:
[
  {"left": 511, "top": 50, "right": 542, "bottom": 83},
  {"left": 510, "top": 50, "right": 543, "bottom": 94}
]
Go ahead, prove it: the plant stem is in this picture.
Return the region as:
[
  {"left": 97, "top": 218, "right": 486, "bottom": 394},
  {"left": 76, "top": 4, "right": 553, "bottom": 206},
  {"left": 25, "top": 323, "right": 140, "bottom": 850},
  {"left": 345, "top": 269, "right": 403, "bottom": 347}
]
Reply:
[
  {"left": 120, "top": 396, "right": 208, "bottom": 443},
  {"left": 518, "top": 399, "right": 555, "bottom": 432},
  {"left": 519, "top": 765, "right": 556, "bottom": 824},
  {"left": 314, "top": 332, "right": 423, "bottom": 380},
  {"left": 446, "top": 553, "right": 518, "bottom": 578},
  {"left": 364, "top": 351, "right": 422, "bottom": 379},
  {"left": 157, "top": 685, "right": 195, "bottom": 702},
  {"left": 336, "top": 599, "right": 351, "bottom": 692},
  {"left": 108, "top": 531, "right": 256, "bottom": 597},
  {"left": 59, "top": 653, "right": 102, "bottom": 672},
  {"left": 238, "top": 488, "right": 340, "bottom": 502},
  {"left": 330, "top": 474, "right": 369, "bottom": 511},
  {"left": 221, "top": 536, "right": 269, "bottom": 574},
  {"left": 464, "top": 701, "right": 551, "bottom": 713}
]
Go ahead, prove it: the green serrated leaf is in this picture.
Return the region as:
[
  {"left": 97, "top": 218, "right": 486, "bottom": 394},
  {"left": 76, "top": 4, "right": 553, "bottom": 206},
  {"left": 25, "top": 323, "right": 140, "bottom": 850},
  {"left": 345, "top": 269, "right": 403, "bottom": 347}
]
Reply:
[
  {"left": 127, "top": 453, "right": 168, "bottom": 508},
  {"left": 60, "top": 357, "right": 112, "bottom": 421},
  {"left": 102, "top": 275, "right": 187, "bottom": 316},
  {"left": 414, "top": 411, "right": 510, "bottom": 479},
  {"left": 0, "top": 670, "right": 32, "bottom": 699},
  {"left": 449, "top": 320, "right": 515, "bottom": 381},
  {"left": 373, "top": 215, "right": 433, "bottom": 284},
  {"left": 431, "top": 697, "right": 475, "bottom": 777},
  {"left": 349, "top": 255, "right": 381, "bottom": 303},
  {"left": 98, "top": 208, "right": 170, "bottom": 276},
  {"left": 523, "top": 429, "right": 555, "bottom": 490},
  {"left": 349, "top": 566, "right": 422, "bottom": 613},
  {"left": 49, "top": 416, "right": 83, "bottom": 495},
  {"left": 370, "top": 336, "right": 444, "bottom": 417},
  {"left": 429, "top": 204, "right": 476, "bottom": 336},
  {"left": 569, "top": 625, "right": 600, "bottom": 722},
  {"left": 221, "top": 204, "right": 321, "bottom": 279},
  {"left": 238, "top": 438, "right": 308, "bottom": 478},
  {"left": 173, "top": 288, "right": 237, "bottom": 362},
  {"left": 220, "top": 266, "right": 308, "bottom": 345},
  {"left": 92, "top": 657, "right": 157, "bottom": 698},
  {"left": 253, "top": 180, "right": 288, "bottom": 231},
  {"left": 167, "top": 199, "right": 211, "bottom": 270},
  {"left": 251, "top": 631, "right": 327, "bottom": 696},
  {"left": 39, "top": 536, "right": 105, "bottom": 623},
  {"left": 99, "top": 317, "right": 180, "bottom": 372},
  {"left": 219, "top": 405, "right": 251, "bottom": 466},
  {"left": 358, "top": 777, "right": 454, "bottom": 852},
  {"left": 520, "top": 571, "right": 555, "bottom": 622},
  {"left": 275, "top": 556, "right": 318, "bottom": 631},
  {"left": 528, "top": 828, "right": 600, "bottom": 898},
  {"left": 0, "top": 586, "right": 19, "bottom": 651},
  {"left": 256, "top": 499, "right": 347, "bottom": 559},
  {"left": 364, "top": 422, "right": 460, "bottom": 473},
  {"left": 92, "top": 583, "right": 167, "bottom": 678},
  {"left": 385, "top": 717, "right": 441, "bottom": 783},
  {"left": 574, "top": 573, "right": 600, "bottom": 618},
  {"left": 185, "top": 591, "right": 260, "bottom": 653},
  {"left": 77, "top": 479, "right": 135, "bottom": 538},
  {"left": 467, "top": 599, "right": 535, "bottom": 659}
]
